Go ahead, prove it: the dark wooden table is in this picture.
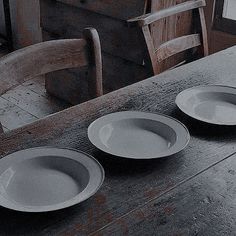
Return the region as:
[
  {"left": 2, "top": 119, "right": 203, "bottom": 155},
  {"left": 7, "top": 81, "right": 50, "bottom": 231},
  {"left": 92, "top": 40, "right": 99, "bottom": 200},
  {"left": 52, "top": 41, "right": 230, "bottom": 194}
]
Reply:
[{"left": 1, "top": 46, "right": 236, "bottom": 235}]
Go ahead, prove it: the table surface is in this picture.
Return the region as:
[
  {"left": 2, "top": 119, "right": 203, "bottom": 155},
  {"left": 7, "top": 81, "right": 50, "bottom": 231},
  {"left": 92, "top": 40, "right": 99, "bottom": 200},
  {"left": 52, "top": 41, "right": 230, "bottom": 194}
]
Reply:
[{"left": 1, "top": 46, "right": 236, "bottom": 236}]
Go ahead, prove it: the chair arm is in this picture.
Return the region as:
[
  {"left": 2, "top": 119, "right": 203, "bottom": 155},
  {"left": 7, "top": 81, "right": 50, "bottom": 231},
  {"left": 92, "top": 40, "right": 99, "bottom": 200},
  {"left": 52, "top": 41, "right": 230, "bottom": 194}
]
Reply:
[{"left": 127, "top": 0, "right": 206, "bottom": 27}]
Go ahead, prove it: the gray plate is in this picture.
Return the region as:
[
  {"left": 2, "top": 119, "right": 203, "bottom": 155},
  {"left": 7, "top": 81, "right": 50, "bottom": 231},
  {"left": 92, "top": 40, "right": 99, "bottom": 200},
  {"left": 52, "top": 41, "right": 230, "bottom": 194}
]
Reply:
[
  {"left": 0, "top": 147, "right": 104, "bottom": 212},
  {"left": 88, "top": 111, "right": 190, "bottom": 159},
  {"left": 176, "top": 85, "right": 236, "bottom": 125}
]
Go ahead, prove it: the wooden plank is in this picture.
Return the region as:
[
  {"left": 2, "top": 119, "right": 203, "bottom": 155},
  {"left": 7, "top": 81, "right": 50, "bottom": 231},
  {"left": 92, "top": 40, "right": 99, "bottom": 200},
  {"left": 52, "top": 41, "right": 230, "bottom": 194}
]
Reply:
[
  {"left": 93, "top": 152, "right": 236, "bottom": 235},
  {"left": 0, "top": 96, "right": 37, "bottom": 130},
  {"left": 1, "top": 85, "right": 69, "bottom": 119},
  {"left": 0, "top": 47, "right": 236, "bottom": 235},
  {"left": 22, "top": 76, "right": 47, "bottom": 97},
  {"left": 56, "top": 0, "right": 146, "bottom": 20},
  {"left": 8, "top": 0, "right": 42, "bottom": 49},
  {"left": 156, "top": 34, "right": 201, "bottom": 62},
  {"left": 40, "top": 0, "right": 145, "bottom": 65},
  {"left": 128, "top": 0, "right": 206, "bottom": 26}
]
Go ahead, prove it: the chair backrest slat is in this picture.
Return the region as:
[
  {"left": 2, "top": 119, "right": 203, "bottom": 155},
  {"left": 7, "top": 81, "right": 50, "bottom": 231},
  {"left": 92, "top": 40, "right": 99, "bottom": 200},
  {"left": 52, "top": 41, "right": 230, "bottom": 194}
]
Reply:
[
  {"left": 0, "top": 39, "right": 89, "bottom": 95},
  {"left": 156, "top": 34, "right": 201, "bottom": 62}
]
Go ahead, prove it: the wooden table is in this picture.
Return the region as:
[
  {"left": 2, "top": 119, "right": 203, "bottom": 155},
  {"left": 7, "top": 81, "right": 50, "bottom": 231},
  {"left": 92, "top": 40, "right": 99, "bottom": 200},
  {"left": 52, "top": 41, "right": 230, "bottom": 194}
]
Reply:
[{"left": 1, "top": 46, "right": 236, "bottom": 235}]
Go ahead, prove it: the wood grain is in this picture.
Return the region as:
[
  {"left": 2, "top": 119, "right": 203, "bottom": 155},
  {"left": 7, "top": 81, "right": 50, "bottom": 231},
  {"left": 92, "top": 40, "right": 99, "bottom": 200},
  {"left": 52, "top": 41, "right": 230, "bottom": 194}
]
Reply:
[
  {"left": 128, "top": 0, "right": 208, "bottom": 75},
  {"left": 156, "top": 34, "right": 201, "bottom": 62},
  {"left": 0, "top": 39, "right": 88, "bottom": 95},
  {"left": 0, "top": 28, "right": 103, "bottom": 109},
  {"left": 128, "top": 0, "right": 206, "bottom": 26},
  {"left": 93, "top": 152, "right": 236, "bottom": 235},
  {"left": 0, "top": 96, "right": 38, "bottom": 129},
  {"left": 8, "top": 0, "right": 42, "bottom": 49},
  {"left": 0, "top": 46, "right": 236, "bottom": 235}
]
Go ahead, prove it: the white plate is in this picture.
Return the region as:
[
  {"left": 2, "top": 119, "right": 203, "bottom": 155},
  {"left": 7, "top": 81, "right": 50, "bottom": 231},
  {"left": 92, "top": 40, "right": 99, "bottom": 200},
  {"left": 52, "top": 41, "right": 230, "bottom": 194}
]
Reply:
[
  {"left": 88, "top": 111, "right": 190, "bottom": 159},
  {"left": 0, "top": 147, "right": 104, "bottom": 212},
  {"left": 175, "top": 85, "right": 236, "bottom": 125}
]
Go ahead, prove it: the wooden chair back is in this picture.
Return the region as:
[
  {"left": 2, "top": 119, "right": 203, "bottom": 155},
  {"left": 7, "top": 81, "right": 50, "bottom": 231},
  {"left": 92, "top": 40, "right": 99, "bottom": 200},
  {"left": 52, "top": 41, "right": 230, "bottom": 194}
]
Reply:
[
  {"left": 128, "top": 0, "right": 209, "bottom": 75},
  {"left": 0, "top": 27, "right": 103, "bottom": 133}
]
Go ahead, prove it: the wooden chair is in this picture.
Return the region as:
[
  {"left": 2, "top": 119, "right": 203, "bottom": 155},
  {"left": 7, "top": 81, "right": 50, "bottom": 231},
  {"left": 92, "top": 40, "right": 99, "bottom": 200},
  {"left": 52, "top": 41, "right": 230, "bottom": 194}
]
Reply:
[
  {"left": 0, "top": 27, "right": 103, "bottom": 133},
  {"left": 128, "top": 0, "right": 209, "bottom": 75}
]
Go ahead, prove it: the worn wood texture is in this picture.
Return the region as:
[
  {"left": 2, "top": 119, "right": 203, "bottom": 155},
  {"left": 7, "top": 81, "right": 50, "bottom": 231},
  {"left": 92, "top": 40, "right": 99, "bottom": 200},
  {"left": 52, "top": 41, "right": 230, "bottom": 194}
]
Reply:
[
  {"left": 0, "top": 28, "right": 103, "bottom": 109},
  {"left": 94, "top": 152, "right": 236, "bottom": 235},
  {"left": 0, "top": 77, "right": 70, "bottom": 132},
  {"left": 0, "top": 46, "right": 236, "bottom": 235},
  {"left": 128, "top": 0, "right": 208, "bottom": 75},
  {"left": 45, "top": 28, "right": 103, "bottom": 103},
  {"left": 128, "top": 0, "right": 206, "bottom": 26},
  {"left": 8, "top": 0, "right": 42, "bottom": 49},
  {"left": 156, "top": 34, "right": 201, "bottom": 62},
  {"left": 149, "top": 0, "right": 194, "bottom": 73}
]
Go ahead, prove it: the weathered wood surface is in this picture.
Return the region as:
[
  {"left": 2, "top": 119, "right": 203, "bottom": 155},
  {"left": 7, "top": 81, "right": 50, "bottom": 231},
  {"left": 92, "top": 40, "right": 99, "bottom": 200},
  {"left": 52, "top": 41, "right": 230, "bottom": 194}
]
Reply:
[
  {"left": 45, "top": 28, "right": 103, "bottom": 104},
  {"left": 155, "top": 34, "right": 201, "bottom": 62},
  {"left": 128, "top": 0, "right": 206, "bottom": 26},
  {"left": 128, "top": 0, "right": 208, "bottom": 75},
  {"left": 95, "top": 152, "right": 236, "bottom": 235},
  {"left": 7, "top": 0, "right": 42, "bottom": 49},
  {"left": 0, "top": 47, "right": 236, "bottom": 235},
  {"left": 0, "top": 77, "right": 70, "bottom": 132},
  {"left": 149, "top": 0, "right": 194, "bottom": 73},
  {"left": 0, "top": 28, "right": 103, "bottom": 107}
]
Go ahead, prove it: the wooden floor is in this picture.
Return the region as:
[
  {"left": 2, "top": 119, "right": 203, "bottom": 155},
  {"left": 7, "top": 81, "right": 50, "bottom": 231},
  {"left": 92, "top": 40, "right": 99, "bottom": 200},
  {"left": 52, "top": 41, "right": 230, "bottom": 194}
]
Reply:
[{"left": 0, "top": 47, "right": 71, "bottom": 132}]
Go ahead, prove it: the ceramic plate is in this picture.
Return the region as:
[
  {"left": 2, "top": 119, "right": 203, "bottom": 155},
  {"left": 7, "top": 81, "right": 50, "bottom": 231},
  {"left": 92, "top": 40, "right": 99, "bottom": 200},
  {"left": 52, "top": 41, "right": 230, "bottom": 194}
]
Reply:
[
  {"left": 0, "top": 147, "right": 104, "bottom": 212},
  {"left": 175, "top": 85, "right": 236, "bottom": 125},
  {"left": 88, "top": 111, "right": 190, "bottom": 159}
]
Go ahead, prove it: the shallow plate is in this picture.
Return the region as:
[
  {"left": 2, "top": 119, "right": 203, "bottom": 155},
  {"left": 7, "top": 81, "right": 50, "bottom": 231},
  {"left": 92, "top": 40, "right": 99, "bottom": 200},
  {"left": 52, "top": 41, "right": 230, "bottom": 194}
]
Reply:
[
  {"left": 175, "top": 85, "right": 236, "bottom": 125},
  {"left": 88, "top": 111, "right": 190, "bottom": 159},
  {"left": 0, "top": 147, "right": 104, "bottom": 212}
]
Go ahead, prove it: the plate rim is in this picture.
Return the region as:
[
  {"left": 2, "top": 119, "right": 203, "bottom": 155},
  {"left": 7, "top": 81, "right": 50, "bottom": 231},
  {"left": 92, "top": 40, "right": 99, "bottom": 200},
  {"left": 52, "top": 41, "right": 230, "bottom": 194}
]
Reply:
[
  {"left": 175, "top": 84, "right": 236, "bottom": 126},
  {"left": 0, "top": 146, "right": 105, "bottom": 213},
  {"left": 88, "top": 111, "right": 190, "bottom": 159}
]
